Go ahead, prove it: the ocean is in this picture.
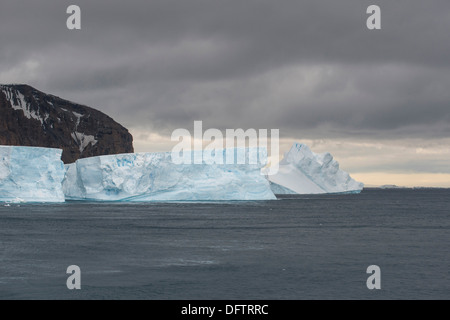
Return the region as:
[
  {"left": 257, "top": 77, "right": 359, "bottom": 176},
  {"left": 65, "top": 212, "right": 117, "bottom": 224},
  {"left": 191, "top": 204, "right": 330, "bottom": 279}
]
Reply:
[{"left": 0, "top": 188, "right": 449, "bottom": 300}]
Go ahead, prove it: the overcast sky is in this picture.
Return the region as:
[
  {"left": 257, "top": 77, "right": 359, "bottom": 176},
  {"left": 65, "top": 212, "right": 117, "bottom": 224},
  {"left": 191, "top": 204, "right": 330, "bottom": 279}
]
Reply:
[{"left": 1, "top": 0, "right": 450, "bottom": 186}]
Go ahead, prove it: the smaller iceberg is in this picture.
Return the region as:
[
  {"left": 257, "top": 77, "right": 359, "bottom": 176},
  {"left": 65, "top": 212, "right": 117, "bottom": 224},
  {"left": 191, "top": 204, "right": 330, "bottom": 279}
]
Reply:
[
  {"left": 63, "top": 148, "right": 276, "bottom": 201},
  {"left": 0, "top": 146, "right": 65, "bottom": 202},
  {"left": 265, "top": 143, "right": 363, "bottom": 194}
]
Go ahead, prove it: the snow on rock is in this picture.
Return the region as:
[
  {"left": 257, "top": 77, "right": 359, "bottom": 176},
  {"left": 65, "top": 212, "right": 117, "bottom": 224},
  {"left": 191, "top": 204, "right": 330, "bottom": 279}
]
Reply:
[
  {"left": 265, "top": 143, "right": 364, "bottom": 194},
  {"left": 1, "top": 85, "right": 45, "bottom": 124},
  {"left": 0, "top": 146, "right": 65, "bottom": 202},
  {"left": 72, "top": 111, "right": 83, "bottom": 129},
  {"left": 71, "top": 132, "right": 98, "bottom": 153},
  {"left": 63, "top": 148, "right": 276, "bottom": 201}
]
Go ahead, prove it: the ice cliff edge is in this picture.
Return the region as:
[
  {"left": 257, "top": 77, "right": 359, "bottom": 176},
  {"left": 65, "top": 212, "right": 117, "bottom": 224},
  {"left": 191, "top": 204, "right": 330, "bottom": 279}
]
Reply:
[
  {"left": 1, "top": 145, "right": 275, "bottom": 202},
  {"left": 0, "top": 145, "right": 65, "bottom": 202},
  {"left": 63, "top": 148, "right": 276, "bottom": 201}
]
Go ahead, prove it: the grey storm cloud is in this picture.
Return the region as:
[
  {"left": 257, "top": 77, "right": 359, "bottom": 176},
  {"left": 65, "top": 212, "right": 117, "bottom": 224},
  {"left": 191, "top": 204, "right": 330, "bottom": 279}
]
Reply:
[{"left": 1, "top": 0, "right": 450, "bottom": 139}]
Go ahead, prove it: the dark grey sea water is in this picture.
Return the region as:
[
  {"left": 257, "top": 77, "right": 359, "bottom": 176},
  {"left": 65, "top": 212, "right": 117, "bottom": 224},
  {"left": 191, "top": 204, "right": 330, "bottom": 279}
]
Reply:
[{"left": 0, "top": 188, "right": 449, "bottom": 300}]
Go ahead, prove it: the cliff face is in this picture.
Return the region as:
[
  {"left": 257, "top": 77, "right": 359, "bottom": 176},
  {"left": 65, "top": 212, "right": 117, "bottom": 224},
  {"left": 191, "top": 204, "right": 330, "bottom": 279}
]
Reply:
[{"left": 0, "top": 84, "right": 133, "bottom": 163}]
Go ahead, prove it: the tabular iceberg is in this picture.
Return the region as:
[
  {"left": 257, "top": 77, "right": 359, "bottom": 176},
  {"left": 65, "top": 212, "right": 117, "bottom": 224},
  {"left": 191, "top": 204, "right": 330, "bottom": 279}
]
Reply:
[
  {"left": 0, "top": 146, "right": 65, "bottom": 202},
  {"left": 265, "top": 143, "right": 363, "bottom": 194},
  {"left": 63, "top": 148, "right": 276, "bottom": 201}
]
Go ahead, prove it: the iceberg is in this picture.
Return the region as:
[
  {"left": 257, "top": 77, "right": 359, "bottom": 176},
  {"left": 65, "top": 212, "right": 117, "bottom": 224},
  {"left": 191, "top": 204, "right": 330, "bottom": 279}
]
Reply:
[
  {"left": 265, "top": 143, "right": 364, "bottom": 194},
  {"left": 0, "top": 142, "right": 362, "bottom": 202},
  {"left": 63, "top": 148, "right": 276, "bottom": 201},
  {"left": 0, "top": 146, "right": 65, "bottom": 202}
]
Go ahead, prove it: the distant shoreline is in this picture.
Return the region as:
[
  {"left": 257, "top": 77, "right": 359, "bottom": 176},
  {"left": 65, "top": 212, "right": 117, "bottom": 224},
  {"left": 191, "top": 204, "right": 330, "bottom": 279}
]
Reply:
[{"left": 363, "top": 186, "right": 450, "bottom": 190}]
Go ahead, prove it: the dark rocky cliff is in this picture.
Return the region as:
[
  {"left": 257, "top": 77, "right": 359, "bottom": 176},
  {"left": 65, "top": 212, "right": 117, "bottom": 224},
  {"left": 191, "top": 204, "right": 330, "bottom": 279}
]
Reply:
[{"left": 0, "top": 84, "right": 133, "bottom": 163}]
